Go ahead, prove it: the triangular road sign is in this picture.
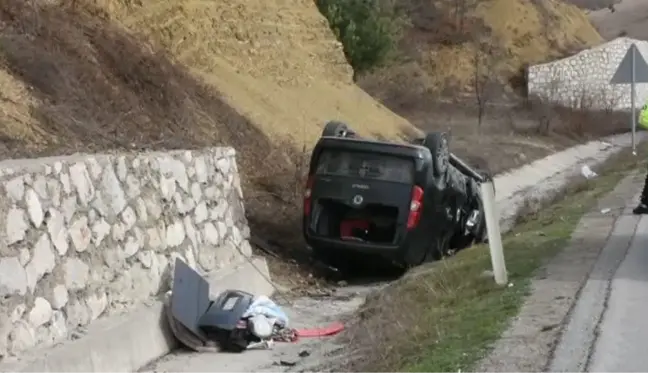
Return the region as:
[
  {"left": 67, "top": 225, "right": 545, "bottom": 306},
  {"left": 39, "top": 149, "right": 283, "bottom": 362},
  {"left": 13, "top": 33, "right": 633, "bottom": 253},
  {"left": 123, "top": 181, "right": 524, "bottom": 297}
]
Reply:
[{"left": 610, "top": 43, "right": 648, "bottom": 84}]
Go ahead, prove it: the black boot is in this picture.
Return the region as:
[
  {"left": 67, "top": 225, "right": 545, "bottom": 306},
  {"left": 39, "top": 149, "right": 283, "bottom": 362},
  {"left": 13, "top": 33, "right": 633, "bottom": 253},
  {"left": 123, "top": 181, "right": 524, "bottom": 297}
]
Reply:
[
  {"left": 633, "top": 204, "right": 648, "bottom": 214},
  {"left": 634, "top": 171, "right": 648, "bottom": 214}
]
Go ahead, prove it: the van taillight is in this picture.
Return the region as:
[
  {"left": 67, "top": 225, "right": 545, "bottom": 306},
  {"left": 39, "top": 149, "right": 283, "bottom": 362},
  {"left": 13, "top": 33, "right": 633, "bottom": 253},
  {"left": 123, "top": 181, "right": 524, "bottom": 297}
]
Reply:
[
  {"left": 304, "top": 176, "right": 314, "bottom": 216},
  {"left": 407, "top": 186, "right": 424, "bottom": 230}
]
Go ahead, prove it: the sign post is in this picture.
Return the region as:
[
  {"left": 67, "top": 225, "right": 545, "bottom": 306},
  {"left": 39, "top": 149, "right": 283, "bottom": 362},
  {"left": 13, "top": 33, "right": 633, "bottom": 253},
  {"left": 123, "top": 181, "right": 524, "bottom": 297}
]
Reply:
[
  {"left": 480, "top": 180, "right": 507, "bottom": 286},
  {"left": 610, "top": 43, "right": 648, "bottom": 155}
]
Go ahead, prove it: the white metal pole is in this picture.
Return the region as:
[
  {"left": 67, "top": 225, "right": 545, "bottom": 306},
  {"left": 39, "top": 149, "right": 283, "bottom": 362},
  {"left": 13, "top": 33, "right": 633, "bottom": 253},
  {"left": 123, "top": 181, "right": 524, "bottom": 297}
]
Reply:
[{"left": 480, "top": 180, "right": 508, "bottom": 286}]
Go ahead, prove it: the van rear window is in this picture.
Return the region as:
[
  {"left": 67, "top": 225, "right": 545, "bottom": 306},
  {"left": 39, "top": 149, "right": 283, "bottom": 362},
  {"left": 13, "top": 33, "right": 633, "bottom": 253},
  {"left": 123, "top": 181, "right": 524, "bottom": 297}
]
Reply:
[{"left": 315, "top": 150, "right": 414, "bottom": 183}]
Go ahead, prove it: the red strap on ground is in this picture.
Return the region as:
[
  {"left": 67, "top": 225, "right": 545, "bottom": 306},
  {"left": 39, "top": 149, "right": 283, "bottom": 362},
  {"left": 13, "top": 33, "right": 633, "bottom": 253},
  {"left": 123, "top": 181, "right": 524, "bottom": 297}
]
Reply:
[{"left": 294, "top": 321, "right": 345, "bottom": 338}]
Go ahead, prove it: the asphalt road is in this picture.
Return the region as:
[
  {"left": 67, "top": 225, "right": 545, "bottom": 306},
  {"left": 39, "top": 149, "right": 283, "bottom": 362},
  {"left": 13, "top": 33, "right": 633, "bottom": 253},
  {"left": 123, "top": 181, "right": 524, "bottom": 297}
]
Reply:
[
  {"left": 550, "top": 213, "right": 648, "bottom": 372},
  {"left": 588, "top": 213, "right": 648, "bottom": 372},
  {"left": 588, "top": 0, "right": 648, "bottom": 41}
]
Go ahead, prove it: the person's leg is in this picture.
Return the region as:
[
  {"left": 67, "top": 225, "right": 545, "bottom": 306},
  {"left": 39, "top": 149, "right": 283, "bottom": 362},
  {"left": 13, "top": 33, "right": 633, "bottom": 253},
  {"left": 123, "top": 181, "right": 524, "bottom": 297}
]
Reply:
[{"left": 633, "top": 169, "right": 648, "bottom": 214}]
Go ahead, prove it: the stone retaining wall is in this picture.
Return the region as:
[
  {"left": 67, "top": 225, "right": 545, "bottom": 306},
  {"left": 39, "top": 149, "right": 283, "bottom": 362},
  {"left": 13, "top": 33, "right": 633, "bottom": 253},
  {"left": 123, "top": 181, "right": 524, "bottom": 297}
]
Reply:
[
  {"left": 0, "top": 148, "right": 252, "bottom": 358},
  {"left": 527, "top": 37, "right": 648, "bottom": 110}
]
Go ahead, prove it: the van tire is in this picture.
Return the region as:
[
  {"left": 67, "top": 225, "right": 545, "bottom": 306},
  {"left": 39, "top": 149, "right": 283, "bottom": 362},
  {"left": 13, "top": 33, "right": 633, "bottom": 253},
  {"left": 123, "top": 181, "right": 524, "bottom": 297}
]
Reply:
[
  {"left": 423, "top": 132, "right": 450, "bottom": 177},
  {"left": 322, "top": 121, "right": 349, "bottom": 138}
]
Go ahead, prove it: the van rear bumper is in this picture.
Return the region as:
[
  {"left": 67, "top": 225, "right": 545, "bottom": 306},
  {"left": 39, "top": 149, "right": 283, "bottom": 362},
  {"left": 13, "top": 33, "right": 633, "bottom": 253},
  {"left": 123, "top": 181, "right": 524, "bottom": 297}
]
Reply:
[{"left": 304, "top": 231, "right": 407, "bottom": 258}]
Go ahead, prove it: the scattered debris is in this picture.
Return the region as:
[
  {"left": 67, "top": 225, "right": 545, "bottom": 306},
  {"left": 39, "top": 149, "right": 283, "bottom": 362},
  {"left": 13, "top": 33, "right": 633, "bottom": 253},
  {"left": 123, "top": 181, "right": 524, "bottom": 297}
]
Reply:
[
  {"left": 305, "top": 288, "right": 335, "bottom": 298},
  {"left": 250, "top": 234, "right": 280, "bottom": 258},
  {"left": 243, "top": 295, "right": 289, "bottom": 328},
  {"left": 295, "top": 321, "right": 345, "bottom": 338},
  {"left": 581, "top": 165, "right": 598, "bottom": 179},
  {"left": 280, "top": 359, "right": 298, "bottom": 367},
  {"left": 601, "top": 208, "right": 611, "bottom": 214},
  {"left": 247, "top": 340, "right": 274, "bottom": 350},
  {"left": 165, "top": 258, "right": 288, "bottom": 352},
  {"left": 165, "top": 258, "right": 344, "bottom": 355},
  {"left": 540, "top": 323, "right": 559, "bottom": 332}
]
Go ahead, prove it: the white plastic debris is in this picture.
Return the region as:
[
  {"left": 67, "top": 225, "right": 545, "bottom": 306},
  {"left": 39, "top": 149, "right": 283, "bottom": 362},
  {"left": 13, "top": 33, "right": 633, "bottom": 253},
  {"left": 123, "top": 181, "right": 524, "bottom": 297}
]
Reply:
[
  {"left": 243, "top": 295, "right": 289, "bottom": 328},
  {"left": 601, "top": 208, "right": 611, "bottom": 214},
  {"left": 249, "top": 314, "right": 274, "bottom": 339},
  {"left": 581, "top": 165, "right": 598, "bottom": 179},
  {"left": 240, "top": 295, "right": 290, "bottom": 350},
  {"left": 247, "top": 339, "right": 274, "bottom": 350}
]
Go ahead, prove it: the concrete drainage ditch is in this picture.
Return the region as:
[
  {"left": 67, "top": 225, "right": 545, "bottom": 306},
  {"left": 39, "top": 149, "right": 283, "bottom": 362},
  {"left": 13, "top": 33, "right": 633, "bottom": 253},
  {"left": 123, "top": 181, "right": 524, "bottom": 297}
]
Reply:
[{"left": 0, "top": 132, "right": 643, "bottom": 372}]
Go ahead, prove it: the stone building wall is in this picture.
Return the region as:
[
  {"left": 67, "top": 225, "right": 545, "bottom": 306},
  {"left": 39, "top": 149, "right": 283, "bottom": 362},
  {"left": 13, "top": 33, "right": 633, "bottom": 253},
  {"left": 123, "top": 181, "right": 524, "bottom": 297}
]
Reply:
[
  {"left": 0, "top": 147, "right": 252, "bottom": 357},
  {"left": 527, "top": 37, "right": 648, "bottom": 110}
]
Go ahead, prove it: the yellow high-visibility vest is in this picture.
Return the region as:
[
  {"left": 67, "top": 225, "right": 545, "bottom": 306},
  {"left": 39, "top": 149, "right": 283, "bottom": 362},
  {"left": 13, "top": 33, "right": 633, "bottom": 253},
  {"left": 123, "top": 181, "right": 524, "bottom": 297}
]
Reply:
[{"left": 640, "top": 104, "right": 648, "bottom": 130}]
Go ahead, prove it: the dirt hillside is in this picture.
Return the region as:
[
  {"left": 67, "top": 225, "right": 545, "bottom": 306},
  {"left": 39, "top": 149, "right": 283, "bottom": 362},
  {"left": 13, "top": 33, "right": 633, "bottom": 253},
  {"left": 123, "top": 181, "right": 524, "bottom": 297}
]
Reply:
[
  {"left": 92, "top": 0, "right": 416, "bottom": 144},
  {"left": 361, "top": 0, "right": 603, "bottom": 107},
  {"left": 0, "top": 0, "right": 263, "bottom": 161},
  {"left": 0, "top": 0, "right": 417, "bottom": 158}
]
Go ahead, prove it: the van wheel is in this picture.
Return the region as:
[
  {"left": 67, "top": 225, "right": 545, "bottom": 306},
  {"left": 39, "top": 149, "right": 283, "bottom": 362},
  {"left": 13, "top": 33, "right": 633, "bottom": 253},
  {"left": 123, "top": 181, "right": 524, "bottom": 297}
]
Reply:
[
  {"left": 322, "top": 121, "right": 349, "bottom": 137},
  {"left": 423, "top": 132, "right": 450, "bottom": 177}
]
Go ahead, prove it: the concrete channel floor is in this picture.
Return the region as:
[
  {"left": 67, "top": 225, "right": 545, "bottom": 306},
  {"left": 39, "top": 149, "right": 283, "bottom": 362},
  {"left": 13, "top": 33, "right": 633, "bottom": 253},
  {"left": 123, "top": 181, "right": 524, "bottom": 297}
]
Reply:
[{"left": 550, "top": 197, "right": 648, "bottom": 372}]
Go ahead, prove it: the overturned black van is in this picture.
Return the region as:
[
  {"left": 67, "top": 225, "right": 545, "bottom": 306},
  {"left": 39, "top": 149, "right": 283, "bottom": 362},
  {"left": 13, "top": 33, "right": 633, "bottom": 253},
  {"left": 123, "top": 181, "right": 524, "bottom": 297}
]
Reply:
[{"left": 302, "top": 121, "right": 492, "bottom": 269}]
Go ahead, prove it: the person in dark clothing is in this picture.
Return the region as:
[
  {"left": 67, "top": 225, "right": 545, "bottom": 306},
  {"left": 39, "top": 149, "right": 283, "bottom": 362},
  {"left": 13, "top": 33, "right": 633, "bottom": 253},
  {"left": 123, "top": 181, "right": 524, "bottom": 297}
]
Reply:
[
  {"left": 634, "top": 105, "right": 648, "bottom": 214},
  {"left": 634, "top": 171, "right": 648, "bottom": 214}
]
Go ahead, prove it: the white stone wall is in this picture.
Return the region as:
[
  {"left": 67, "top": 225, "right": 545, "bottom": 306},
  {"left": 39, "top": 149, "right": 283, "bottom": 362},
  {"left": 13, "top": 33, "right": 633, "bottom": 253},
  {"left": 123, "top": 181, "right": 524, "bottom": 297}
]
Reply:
[
  {"left": 0, "top": 148, "right": 252, "bottom": 357},
  {"left": 528, "top": 37, "right": 648, "bottom": 110}
]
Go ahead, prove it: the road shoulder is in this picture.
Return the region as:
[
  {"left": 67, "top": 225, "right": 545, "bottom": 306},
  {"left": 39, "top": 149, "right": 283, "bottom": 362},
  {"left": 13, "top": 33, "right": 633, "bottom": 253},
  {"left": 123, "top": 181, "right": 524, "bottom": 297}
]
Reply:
[{"left": 475, "top": 171, "right": 642, "bottom": 372}]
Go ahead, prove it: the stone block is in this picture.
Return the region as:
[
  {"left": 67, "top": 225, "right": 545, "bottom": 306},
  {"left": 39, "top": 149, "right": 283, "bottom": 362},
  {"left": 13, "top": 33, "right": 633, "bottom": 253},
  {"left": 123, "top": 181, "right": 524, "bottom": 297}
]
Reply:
[
  {"left": 0, "top": 257, "right": 27, "bottom": 296},
  {"left": 63, "top": 258, "right": 89, "bottom": 291},
  {"left": 28, "top": 297, "right": 53, "bottom": 328},
  {"left": 69, "top": 217, "right": 91, "bottom": 253},
  {"left": 25, "top": 234, "right": 55, "bottom": 292},
  {"left": 6, "top": 207, "right": 28, "bottom": 245}
]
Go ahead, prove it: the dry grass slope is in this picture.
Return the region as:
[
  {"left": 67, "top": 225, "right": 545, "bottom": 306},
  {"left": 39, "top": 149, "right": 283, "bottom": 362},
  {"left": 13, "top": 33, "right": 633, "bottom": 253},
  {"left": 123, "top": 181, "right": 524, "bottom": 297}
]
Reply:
[
  {"left": 0, "top": 0, "right": 268, "bottom": 159},
  {"left": 361, "top": 0, "right": 603, "bottom": 105},
  {"left": 92, "top": 0, "right": 417, "bottom": 144}
]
